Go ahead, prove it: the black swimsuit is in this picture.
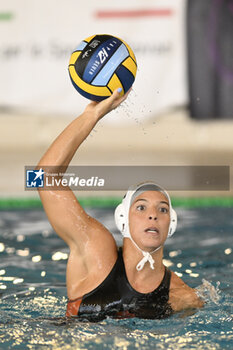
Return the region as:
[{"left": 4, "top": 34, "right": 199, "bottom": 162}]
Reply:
[{"left": 66, "top": 248, "right": 173, "bottom": 321}]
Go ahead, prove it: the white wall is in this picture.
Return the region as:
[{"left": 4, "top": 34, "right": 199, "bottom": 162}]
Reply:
[{"left": 0, "top": 0, "right": 187, "bottom": 123}]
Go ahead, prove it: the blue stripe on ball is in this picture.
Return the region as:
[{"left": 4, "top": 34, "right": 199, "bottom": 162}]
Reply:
[
  {"left": 69, "top": 72, "right": 109, "bottom": 101},
  {"left": 74, "top": 41, "right": 88, "bottom": 52},
  {"left": 116, "top": 65, "right": 135, "bottom": 93},
  {"left": 91, "top": 44, "right": 129, "bottom": 86},
  {"left": 82, "top": 38, "right": 122, "bottom": 83}
]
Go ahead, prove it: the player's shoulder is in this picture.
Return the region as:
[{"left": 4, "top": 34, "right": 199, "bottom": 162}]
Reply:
[{"left": 169, "top": 271, "right": 204, "bottom": 312}]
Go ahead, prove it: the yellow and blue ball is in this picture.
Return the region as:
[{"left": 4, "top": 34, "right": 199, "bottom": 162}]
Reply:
[{"left": 68, "top": 34, "right": 137, "bottom": 101}]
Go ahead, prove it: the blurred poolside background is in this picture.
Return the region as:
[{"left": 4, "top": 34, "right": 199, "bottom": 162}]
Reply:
[{"left": 0, "top": 0, "right": 232, "bottom": 201}]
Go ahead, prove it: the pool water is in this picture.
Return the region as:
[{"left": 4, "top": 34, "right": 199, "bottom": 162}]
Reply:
[{"left": 0, "top": 206, "right": 232, "bottom": 349}]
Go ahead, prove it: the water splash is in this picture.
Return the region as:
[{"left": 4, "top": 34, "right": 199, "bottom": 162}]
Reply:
[{"left": 196, "top": 279, "right": 221, "bottom": 304}]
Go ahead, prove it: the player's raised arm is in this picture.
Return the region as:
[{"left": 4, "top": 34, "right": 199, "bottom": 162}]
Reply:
[{"left": 36, "top": 88, "right": 130, "bottom": 248}]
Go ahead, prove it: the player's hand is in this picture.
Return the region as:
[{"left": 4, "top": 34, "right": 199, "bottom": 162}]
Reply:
[{"left": 84, "top": 87, "right": 132, "bottom": 120}]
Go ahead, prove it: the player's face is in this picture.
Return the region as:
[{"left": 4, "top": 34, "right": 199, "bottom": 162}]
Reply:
[{"left": 128, "top": 191, "right": 170, "bottom": 252}]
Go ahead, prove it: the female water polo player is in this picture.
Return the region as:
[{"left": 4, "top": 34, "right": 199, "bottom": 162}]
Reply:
[{"left": 37, "top": 88, "right": 204, "bottom": 320}]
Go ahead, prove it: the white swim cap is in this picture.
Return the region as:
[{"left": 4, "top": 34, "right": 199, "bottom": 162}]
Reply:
[{"left": 114, "top": 181, "right": 177, "bottom": 271}]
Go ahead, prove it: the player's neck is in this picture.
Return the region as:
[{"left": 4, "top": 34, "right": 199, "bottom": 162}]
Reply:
[{"left": 122, "top": 238, "right": 164, "bottom": 277}]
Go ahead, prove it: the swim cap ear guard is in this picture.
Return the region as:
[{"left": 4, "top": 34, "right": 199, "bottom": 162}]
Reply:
[
  {"left": 114, "top": 203, "right": 127, "bottom": 234},
  {"left": 114, "top": 182, "right": 177, "bottom": 271}
]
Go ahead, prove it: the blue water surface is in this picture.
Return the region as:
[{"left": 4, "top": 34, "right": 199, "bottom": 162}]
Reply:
[{"left": 0, "top": 206, "right": 232, "bottom": 349}]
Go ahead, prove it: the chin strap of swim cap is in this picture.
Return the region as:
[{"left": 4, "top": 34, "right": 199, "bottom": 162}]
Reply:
[
  {"left": 137, "top": 251, "right": 156, "bottom": 271},
  {"left": 125, "top": 216, "right": 162, "bottom": 271},
  {"left": 134, "top": 244, "right": 161, "bottom": 271}
]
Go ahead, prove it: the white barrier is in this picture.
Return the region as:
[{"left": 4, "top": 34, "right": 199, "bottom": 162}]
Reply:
[{"left": 0, "top": 0, "right": 187, "bottom": 123}]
